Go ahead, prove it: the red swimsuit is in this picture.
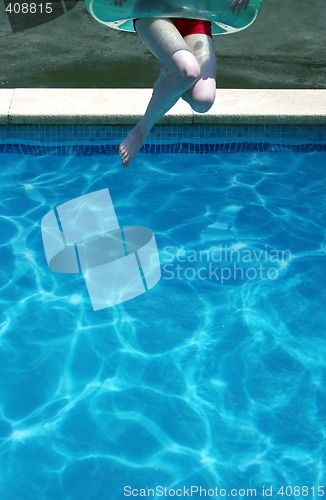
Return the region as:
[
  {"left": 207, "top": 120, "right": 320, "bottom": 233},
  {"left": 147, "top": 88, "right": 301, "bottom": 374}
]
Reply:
[
  {"left": 134, "top": 18, "right": 212, "bottom": 38},
  {"left": 170, "top": 18, "right": 212, "bottom": 38}
]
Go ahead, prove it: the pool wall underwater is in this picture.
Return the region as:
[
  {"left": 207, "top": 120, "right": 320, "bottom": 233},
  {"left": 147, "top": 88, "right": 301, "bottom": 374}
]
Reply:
[{"left": 1, "top": 123, "right": 326, "bottom": 156}]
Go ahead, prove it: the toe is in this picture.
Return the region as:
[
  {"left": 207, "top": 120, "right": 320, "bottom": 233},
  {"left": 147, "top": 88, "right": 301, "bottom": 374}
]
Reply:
[{"left": 122, "top": 151, "right": 129, "bottom": 162}]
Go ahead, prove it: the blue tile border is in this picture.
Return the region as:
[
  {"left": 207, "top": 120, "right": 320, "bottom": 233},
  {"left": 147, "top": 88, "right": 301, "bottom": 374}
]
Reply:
[
  {"left": 0, "top": 142, "right": 325, "bottom": 156},
  {"left": 0, "top": 124, "right": 325, "bottom": 155}
]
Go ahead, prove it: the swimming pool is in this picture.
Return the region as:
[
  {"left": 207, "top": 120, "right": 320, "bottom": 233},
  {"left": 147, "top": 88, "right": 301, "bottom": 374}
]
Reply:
[{"left": 0, "top": 124, "right": 325, "bottom": 499}]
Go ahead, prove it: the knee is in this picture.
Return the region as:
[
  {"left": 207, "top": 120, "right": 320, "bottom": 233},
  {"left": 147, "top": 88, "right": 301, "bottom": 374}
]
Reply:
[
  {"left": 176, "top": 60, "right": 201, "bottom": 86},
  {"left": 191, "top": 95, "right": 215, "bottom": 114}
]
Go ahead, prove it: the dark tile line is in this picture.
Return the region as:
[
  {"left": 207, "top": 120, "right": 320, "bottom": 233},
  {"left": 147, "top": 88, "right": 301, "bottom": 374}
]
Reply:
[{"left": 0, "top": 142, "right": 325, "bottom": 156}]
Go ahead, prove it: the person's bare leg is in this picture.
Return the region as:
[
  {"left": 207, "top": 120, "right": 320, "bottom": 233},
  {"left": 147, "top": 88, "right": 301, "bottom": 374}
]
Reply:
[
  {"left": 119, "top": 64, "right": 198, "bottom": 166},
  {"left": 182, "top": 34, "right": 217, "bottom": 113},
  {"left": 119, "top": 18, "right": 201, "bottom": 167},
  {"left": 153, "top": 63, "right": 170, "bottom": 90}
]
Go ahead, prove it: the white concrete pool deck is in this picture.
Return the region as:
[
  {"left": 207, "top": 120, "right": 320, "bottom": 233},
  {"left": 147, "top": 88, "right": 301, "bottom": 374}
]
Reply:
[{"left": 0, "top": 89, "right": 325, "bottom": 125}]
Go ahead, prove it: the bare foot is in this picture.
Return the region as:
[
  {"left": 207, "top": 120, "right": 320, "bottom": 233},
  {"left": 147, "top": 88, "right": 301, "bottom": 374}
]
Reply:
[{"left": 119, "top": 124, "right": 146, "bottom": 167}]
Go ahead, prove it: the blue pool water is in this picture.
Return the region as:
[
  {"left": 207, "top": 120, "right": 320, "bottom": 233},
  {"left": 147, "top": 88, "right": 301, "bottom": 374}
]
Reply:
[{"left": 0, "top": 135, "right": 325, "bottom": 499}]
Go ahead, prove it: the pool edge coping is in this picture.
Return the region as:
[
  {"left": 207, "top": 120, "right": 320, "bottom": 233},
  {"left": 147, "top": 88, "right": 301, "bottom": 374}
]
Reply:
[{"left": 0, "top": 88, "right": 325, "bottom": 126}]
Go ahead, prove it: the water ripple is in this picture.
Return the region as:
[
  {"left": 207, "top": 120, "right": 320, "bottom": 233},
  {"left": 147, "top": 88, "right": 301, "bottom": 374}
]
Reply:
[{"left": 0, "top": 150, "right": 325, "bottom": 498}]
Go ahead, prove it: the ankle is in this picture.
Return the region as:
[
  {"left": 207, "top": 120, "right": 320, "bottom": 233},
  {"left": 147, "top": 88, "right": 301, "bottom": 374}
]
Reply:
[{"left": 135, "top": 121, "right": 150, "bottom": 140}]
